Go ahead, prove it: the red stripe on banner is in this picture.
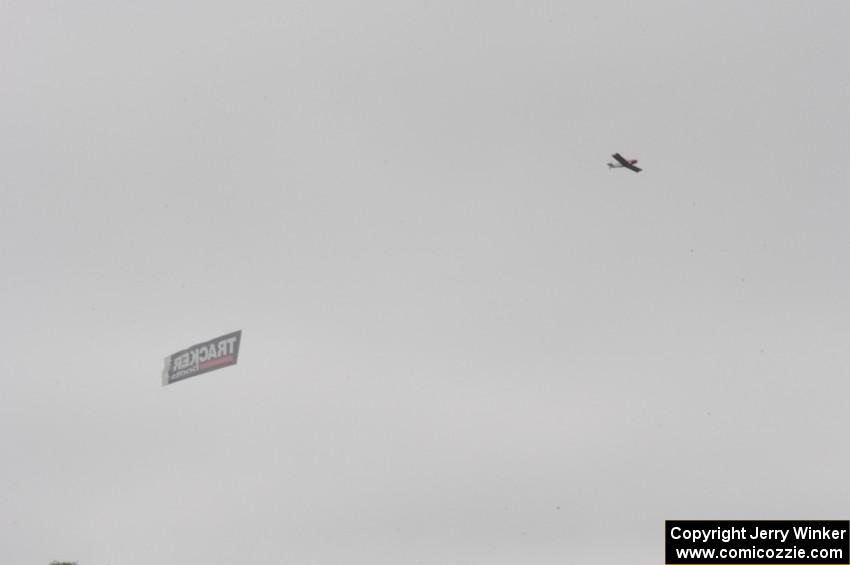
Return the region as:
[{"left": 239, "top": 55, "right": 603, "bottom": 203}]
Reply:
[{"left": 199, "top": 355, "right": 235, "bottom": 370}]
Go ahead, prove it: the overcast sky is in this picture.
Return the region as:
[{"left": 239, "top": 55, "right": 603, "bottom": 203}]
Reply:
[{"left": 2, "top": 1, "right": 850, "bottom": 564}]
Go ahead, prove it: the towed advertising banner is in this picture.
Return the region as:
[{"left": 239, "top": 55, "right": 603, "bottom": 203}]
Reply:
[{"left": 162, "top": 330, "right": 242, "bottom": 386}]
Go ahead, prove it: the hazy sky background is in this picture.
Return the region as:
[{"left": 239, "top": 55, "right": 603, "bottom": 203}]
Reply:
[{"left": 2, "top": 1, "right": 849, "bottom": 564}]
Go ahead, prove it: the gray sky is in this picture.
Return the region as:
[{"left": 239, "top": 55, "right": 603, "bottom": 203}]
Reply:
[{"left": 2, "top": 1, "right": 849, "bottom": 564}]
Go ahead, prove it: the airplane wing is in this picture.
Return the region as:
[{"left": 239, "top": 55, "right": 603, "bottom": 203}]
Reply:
[
  {"left": 612, "top": 153, "right": 642, "bottom": 172},
  {"left": 612, "top": 153, "right": 629, "bottom": 166}
]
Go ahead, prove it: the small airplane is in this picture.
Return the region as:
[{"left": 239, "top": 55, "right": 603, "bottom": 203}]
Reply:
[{"left": 607, "top": 153, "right": 642, "bottom": 173}]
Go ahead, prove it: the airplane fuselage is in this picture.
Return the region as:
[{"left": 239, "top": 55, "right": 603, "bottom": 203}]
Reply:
[{"left": 608, "top": 160, "right": 638, "bottom": 169}]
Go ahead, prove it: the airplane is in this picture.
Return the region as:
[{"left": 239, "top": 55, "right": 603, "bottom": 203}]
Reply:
[{"left": 607, "top": 153, "right": 642, "bottom": 173}]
